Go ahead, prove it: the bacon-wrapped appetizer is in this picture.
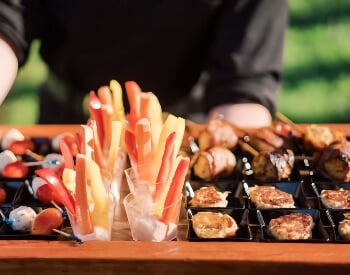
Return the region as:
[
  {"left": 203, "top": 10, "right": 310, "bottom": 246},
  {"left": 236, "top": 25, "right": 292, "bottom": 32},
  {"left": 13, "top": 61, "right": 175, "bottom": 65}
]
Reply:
[
  {"left": 190, "top": 146, "right": 236, "bottom": 181},
  {"left": 197, "top": 117, "right": 238, "bottom": 151},
  {"left": 303, "top": 124, "right": 345, "bottom": 154},
  {"left": 316, "top": 140, "right": 350, "bottom": 182},
  {"left": 252, "top": 149, "right": 295, "bottom": 182}
]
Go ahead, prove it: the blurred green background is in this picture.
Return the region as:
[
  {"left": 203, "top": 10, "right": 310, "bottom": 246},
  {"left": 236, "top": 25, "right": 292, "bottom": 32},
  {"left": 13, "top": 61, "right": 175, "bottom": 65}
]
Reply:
[{"left": 0, "top": 0, "right": 349, "bottom": 124}]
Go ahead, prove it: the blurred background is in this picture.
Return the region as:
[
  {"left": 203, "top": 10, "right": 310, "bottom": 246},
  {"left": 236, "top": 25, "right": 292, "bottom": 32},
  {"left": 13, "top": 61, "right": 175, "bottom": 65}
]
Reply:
[{"left": 0, "top": 0, "right": 349, "bottom": 125}]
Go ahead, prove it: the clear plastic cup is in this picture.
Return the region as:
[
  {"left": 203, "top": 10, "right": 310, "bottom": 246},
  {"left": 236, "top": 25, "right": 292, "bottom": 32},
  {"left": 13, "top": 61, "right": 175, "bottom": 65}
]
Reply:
[{"left": 123, "top": 192, "right": 182, "bottom": 241}]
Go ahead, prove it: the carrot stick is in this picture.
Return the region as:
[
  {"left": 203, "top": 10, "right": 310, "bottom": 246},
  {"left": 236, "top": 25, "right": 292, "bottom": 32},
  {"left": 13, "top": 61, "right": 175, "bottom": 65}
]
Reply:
[
  {"left": 124, "top": 129, "right": 137, "bottom": 167},
  {"left": 88, "top": 91, "right": 104, "bottom": 146},
  {"left": 59, "top": 138, "right": 75, "bottom": 169},
  {"left": 80, "top": 125, "right": 94, "bottom": 159},
  {"left": 88, "top": 120, "right": 105, "bottom": 170},
  {"left": 139, "top": 93, "right": 152, "bottom": 119},
  {"left": 135, "top": 118, "right": 154, "bottom": 182},
  {"left": 74, "top": 154, "right": 94, "bottom": 235},
  {"left": 98, "top": 86, "right": 114, "bottom": 149},
  {"left": 125, "top": 81, "right": 142, "bottom": 132},
  {"left": 155, "top": 132, "right": 176, "bottom": 199},
  {"left": 160, "top": 156, "right": 190, "bottom": 224}
]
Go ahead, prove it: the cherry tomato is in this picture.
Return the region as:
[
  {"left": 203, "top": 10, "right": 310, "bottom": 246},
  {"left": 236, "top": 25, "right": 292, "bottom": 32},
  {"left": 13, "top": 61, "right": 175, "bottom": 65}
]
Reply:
[
  {"left": 31, "top": 208, "right": 64, "bottom": 235},
  {"left": 36, "top": 184, "right": 64, "bottom": 206},
  {"left": 2, "top": 161, "right": 29, "bottom": 178},
  {"left": 8, "top": 140, "right": 35, "bottom": 155}
]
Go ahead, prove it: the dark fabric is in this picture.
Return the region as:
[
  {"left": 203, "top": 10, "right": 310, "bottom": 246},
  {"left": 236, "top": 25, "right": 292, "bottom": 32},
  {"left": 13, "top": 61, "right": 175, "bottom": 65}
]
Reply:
[{"left": 0, "top": 0, "right": 289, "bottom": 123}]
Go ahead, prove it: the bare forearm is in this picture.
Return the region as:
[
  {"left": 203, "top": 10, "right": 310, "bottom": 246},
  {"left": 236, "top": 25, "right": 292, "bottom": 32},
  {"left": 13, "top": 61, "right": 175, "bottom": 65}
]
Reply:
[
  {"left": 0, "top": 37, "right": 18, "bottom": 105},
  {"left": 209, "top": 103, "right": 272, "bottom": 129}
]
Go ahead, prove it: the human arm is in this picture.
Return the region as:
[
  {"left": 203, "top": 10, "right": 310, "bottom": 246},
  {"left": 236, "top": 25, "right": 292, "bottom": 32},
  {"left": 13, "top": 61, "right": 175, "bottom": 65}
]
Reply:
[
  {"left": 204, "top": 0, "right": 289, "bottom": 128},
  {"left": 0, "top": 37, "right": 18, "bottom": 105},
  {"left": 0, "top": 0, "right": 28, "bottom": 104}
]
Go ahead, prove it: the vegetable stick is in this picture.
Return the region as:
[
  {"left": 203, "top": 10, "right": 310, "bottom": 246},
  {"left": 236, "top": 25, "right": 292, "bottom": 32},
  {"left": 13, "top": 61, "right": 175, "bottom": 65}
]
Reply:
[
  {"left": 88, "top": 91, "right": 104, "bottom": 146},
  {"left": 153, "top": 155, "right": 182, "bottom": 217},
  {"left": 148, "top": 92, "right": 163, "bottom": 146},
  {"left": 74, "top": 154, "right": 94, "bottom": 235},
  {"left": 109, "top": 80, "right": 126, "bottom": 122},
  {"left": 88, "top": 120, "right": 105, "bottom": 169},
  {"left": 80, "top": 125, "right": 94, "bottom": 159},
  {"left": 152, "top": 114, "right": 184, "bottom": 183},
  {"left": 59, "top": 139, "right": 75, "bottom": 169},
  {"left": 62, "top": 168, "right": 76, "bottom": 193},
  {"left": 125, "top": 81, "right": 142, "bottom": 132},
  {"left": 135, "top": 118, "right": 154, "bottom": 182},
  {"left": 98, "top": 86, "right": 114, "bottom": 149},
  {"left": 160, "top": 157, "right": 189, "bottom": 224},
  {"left": 155, "top": 132, "right": 176, "bottom": 200},
  {"left": 106, "top": 121, "right": 123, "bottom": 178},
  {"left": 86, "top": 158, "right": 110, "bottom": 231},
  {"left": 124, "top": 129, "right": 137, "bottom": 167},
  {"left": 139, "top": 93, "right": 152, "bottom": 119}
]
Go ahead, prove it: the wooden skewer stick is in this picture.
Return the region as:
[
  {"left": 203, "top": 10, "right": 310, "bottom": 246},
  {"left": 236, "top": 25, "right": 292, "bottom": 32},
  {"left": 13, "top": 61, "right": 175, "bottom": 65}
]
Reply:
[
  {"left": 275, "top": 112, "right": 304, "bottom": 134},
  {"left": 238, "top": 140, "right": 259, "bottom": 157}
]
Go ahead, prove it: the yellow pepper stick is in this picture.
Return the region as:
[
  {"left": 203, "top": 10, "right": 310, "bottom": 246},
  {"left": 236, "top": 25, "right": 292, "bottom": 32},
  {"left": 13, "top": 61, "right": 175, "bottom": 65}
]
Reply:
[
  {"left": 106, "top": 120, "right": 123, "bottom": 179},
  {"left": 148, "top": 92, "right": 163, "bottom": 149},
  {"left": 62, "top": 168, "right": 76, "bottom": 193},
  {"left": 109, "top": 80, "right": 126, "bottom": 122},
  {"left": 86, "top": 158, "right": 110, "bottom": 232}
]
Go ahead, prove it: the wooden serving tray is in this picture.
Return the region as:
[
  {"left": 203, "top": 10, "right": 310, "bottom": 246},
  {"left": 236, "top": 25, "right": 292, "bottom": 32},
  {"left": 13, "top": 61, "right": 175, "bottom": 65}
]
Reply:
[{"left": 0, "top": 124, "right": 350, "bottom": 275}]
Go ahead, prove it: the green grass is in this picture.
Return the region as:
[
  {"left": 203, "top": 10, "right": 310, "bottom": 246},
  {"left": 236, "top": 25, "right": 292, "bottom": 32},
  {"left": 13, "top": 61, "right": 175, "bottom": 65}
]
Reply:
[{"left": 1, "top": 1, "right": 350, "bottom": 124}]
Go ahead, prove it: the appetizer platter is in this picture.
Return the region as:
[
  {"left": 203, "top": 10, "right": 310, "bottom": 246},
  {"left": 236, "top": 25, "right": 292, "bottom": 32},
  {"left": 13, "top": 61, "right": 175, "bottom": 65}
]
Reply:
[
  {"left": 0, "top": 79, "right": 350, "bottom": 249},
  {"left": 184, "top": 115, "right": 350, "bottom": 243}
]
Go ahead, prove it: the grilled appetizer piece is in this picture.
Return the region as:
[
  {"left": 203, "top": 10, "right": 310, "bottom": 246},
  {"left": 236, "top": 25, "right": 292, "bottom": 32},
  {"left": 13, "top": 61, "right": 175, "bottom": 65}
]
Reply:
[
  {"left": 316, "top": 140, "right": 350, "bottom": 182},
  {"left": 303, "top": 124, "right": 345, "bottom": 153},
  {"left": 252, "top": 149, "right": 295, "bottom": 182},
  {"left": 248, "top": 185, "right": 295, "bottom": 208},
  {"left": 190, "top": 146, "right": 236, "bottom": 181},
  {"left": 197, "top": 117, "right": 238, "bottom": 151},
  {"left": 338, "top": 213, "right": 350, "bottom": 240},
  {"left": 268, "top": 213, "right": 314, "bottom": 240},
  {"left": 192, "top": 211, "right": 238, "bottom": 238},
  {"left": 189, "top": 186, "right": 230, "bottom": 208},
  {"left": 320, "top": 188, "right": 350, "bottom": 209}
]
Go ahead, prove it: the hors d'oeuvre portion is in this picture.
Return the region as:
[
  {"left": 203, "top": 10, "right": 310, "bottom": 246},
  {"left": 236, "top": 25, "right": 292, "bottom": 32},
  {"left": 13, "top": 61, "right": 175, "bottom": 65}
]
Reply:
[
  {"left": 189, "top": 186, "right": 230, "bottom": 208},
  {"left": 192, "top": 211, "right": 238, "bottom": 238}
]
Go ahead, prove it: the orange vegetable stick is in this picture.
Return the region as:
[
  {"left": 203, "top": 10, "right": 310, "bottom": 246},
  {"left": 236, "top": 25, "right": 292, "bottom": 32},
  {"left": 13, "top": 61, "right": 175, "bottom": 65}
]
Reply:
[
  {"left": 97, "top": 86, "right": 114, "bottom": 149},
  {"left": 80, "top": 125, "right": 94, "bottom": 159},
  {"left": 139, "top": 93, "right": 152, "bottom": 119},
  {"left": 59, "top": 139, "right": 75, "bottom": 169},
  {"left": 160, "top": 156, "right": 190, "bottom": 224},
  {"left": 125, "top": 81, "right": 142, "bottom": 132},
  {"left": 155, "top": 132, "right": 176, "bottom": 199},
  {"left": 124, "top": 129, "right": 137, "bottom": 167},
  {"left": 89, "top": 91, "right": 105, "bottom": 145},
  {"left": 74, "top": 154, "right": 94, "bottom": 235},
  {"left": 136, "top": 118, "right": 154, "bottom": 182},
  {"left": 88, "top": 120, "right": 105, "bottom": 170}
]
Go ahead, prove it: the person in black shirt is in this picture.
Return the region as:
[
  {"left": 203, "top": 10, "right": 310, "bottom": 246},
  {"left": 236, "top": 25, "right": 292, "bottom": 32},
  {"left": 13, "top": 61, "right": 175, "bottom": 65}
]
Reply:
[{"left": 0, "top": 0, "right": 288, "bottom": 128}]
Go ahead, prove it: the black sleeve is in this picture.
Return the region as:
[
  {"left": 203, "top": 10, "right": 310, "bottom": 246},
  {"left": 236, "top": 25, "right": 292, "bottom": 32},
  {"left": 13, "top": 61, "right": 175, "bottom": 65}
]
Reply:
[
  {"left": 0, "top": 0, "right": 27, "bottom": 65},
  {"left": 203, "top": 0, "right": 289, "bottom": 114}
]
